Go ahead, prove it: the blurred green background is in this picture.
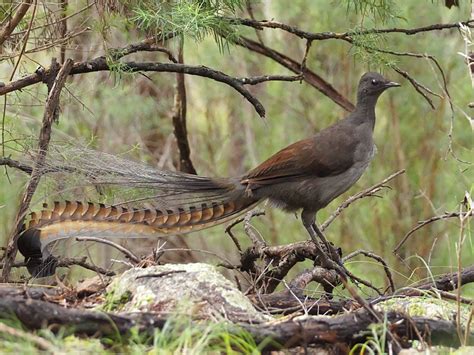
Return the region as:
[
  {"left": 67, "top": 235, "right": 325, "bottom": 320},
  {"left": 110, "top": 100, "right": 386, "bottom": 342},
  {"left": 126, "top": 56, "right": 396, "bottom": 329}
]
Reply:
[{"left": 0, "top": 0, "right": 472, "bottom": 297}]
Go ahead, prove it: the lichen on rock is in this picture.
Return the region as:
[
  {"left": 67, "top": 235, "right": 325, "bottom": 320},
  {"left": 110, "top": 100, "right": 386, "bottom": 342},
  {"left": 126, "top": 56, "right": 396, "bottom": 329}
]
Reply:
[
  {"left": 101, "top": 263, "right": 271, "bottom": 323},
  {"left": 375, "top": 296, "right": 471, "bottom": 328}
]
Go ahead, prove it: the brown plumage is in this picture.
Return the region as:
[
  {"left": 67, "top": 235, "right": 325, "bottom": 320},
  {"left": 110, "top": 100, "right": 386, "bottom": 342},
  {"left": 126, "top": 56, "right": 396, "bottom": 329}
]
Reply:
[{"left": 18, "top": 72, "right": 399, "bottom": 277}]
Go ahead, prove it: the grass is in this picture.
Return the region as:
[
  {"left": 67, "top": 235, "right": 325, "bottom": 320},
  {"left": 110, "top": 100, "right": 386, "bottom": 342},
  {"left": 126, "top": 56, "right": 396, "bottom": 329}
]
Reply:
[{"left": 0, "top": 314, "right": 267, "bottom": 354}]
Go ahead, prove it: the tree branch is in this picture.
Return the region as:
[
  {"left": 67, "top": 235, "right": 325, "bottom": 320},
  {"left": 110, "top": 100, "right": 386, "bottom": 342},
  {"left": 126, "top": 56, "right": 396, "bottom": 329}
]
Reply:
[
  {"left": 0, "top": 57, "right": 266, "bottom": 118},
  {"left": 0, "top": 0, "right": 33, "bottom": 46},
  {"left": 230, "top": 17, "right": 474, "bottom": 40},
  {"left": 172, "top": 38, "right": 196, "bottom": 174},
  {"left": 1, "top": 58, "right": 73, "bottom": 282},
  {"left": 0, "top": 157, "right": 33, "bottom": 174},
  {"left": 108, "top": 36, "right": 178, "bottom": 62},
  {"left": 234, "top": 36, "right": 355, "bottom": 111},
  {"left": 238, "top": 74, "right": 303, "bottom": 85}
]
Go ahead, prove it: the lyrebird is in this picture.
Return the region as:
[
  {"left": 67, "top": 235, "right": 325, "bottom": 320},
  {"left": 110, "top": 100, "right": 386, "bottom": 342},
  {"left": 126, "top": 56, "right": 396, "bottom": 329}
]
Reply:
[{"left": 18, "top": 72, "right": 399, "bottom": 276}]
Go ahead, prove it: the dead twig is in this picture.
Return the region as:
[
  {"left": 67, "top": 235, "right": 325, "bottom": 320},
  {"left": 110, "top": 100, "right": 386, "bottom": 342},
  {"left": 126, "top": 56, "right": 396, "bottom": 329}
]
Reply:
[
  {"left": 380, "top": 288, "right": 473, "bottom": 305},
  {"left": 288, "top": 266, "right": 339, "bottom": 295},
  {"left": 56, "top": 256, "right": 116, "bottom": 276},
  {"left": 392, "top": 67, "right": 435, "bottom": 109},
  {"left": 343, "top": 249, "right": 395, "bottom": 293},
  {"left": 243, "top": 210, "right": 266, "bottom": 247},
  {"left": 1, "top": 256, "right": 115, "bottom": 277},
  {"left": 59, "top": 0, "right": 68, "bottom": 63},
  {"left": 75, "top": 237, "right": 140, "bottom": 264},
  {"left": 224, "top": 209, "right": 265, "bottom": 253},
  {"left": 9, "top": 2, "right": 95, "bottom": 37},
  {"left": 225, "top": 210, "right": 265, "bottom": 235},
  {"left": 108, "top": 36, "right": 178, "bottom": 61},
  {"left": 1, "top": 27, "right": 91, "bottom": 61},
  {"left": 393, "top": 211, "right": 474, "bottom": 255},
  {"left": 135, "top": 270, "right": 186, "bottom": 279},
  {"left": 321, "top": 169, "right": 405, "bottom": 231}
]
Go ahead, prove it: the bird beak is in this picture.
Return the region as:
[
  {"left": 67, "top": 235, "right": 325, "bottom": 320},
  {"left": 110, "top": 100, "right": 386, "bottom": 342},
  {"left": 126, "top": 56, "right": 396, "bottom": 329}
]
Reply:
[{"left": 384, "top": 81, "right": 400, "bottom": 88}]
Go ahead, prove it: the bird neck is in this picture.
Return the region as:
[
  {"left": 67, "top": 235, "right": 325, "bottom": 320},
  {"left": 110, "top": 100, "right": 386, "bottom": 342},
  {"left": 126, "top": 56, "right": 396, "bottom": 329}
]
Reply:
[{"left": 350, "top": 94, "right": 379, "bottom": 130}]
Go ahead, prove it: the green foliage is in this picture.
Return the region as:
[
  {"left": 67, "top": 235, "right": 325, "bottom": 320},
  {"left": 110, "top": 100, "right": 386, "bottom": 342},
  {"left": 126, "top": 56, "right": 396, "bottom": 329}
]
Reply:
[
  {"left": 349, "top": 313, "right": 388, "bottom": 354},
  {"left": 131, "top": 0, "right": 245, "bottom": 50},
  {"left": 105, "top": 54, "right": 134, "bottom": 81},
  {"left": 350, "top": 31, "right": 397, "bottom": 70},
  {"left": 100, "top": 289, "right": 133, "bottom": 312},
  {"left": 147, "top": 317, "right": 265, "bottom": 354},
  {"left": 100, "top": 315, "right": 267, "bottom": 353},
  {"left": 0, "top": 311, "right": 266, "bottom": 353},
  {"left": 344, "top": 0, "right": 402, "bottom": 24}
]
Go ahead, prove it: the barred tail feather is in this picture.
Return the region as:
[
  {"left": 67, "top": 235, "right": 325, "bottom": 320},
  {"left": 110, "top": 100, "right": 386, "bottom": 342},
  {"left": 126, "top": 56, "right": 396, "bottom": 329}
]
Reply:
[{"left": 18, "top": 195, "right": 259, "bottom": 277}]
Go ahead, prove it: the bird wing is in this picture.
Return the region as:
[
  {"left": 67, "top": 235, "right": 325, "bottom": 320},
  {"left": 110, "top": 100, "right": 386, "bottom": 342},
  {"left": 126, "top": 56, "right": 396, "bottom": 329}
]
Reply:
[{"left": 241, "top": 123, "right": 358, "bottom": 188}]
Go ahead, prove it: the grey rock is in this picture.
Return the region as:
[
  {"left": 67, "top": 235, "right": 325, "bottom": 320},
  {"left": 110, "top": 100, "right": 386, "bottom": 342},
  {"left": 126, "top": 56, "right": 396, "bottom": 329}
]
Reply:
[{"left": 102, "top": 263, "right": 271, "bottom": 323}]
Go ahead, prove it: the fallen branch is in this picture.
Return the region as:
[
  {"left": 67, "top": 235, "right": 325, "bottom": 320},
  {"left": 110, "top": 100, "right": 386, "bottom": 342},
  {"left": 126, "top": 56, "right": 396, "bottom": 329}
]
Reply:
[
  {"left": 0, "top": 290, "right": 469, "bottom": 350},
  {"left": 253, "top": 264, "right": 474, "bottom": 316},
  {"left": 250, "top": 288, "right": 353, "bottom": 315},
  {"left": 243, "top": 308, "right": 471, "bottom": 350},
  {"left": 401, "top": 264, "right": 474, "bottom": 294}
]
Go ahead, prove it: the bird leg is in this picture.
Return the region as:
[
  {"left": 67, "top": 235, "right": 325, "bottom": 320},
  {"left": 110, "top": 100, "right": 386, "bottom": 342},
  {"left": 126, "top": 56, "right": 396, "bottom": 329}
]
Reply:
[
  {"left": 302, "top": 223, "right": 334, "bottom": 269},
  {"left": 301, "top": 210, "right": 339, "bottom": 268},
  {"left": 311, "top": 222, "right": 343, "bottom": 266},
  {"left": 301, "top": 210, "right": 343, "bottom": 267}
]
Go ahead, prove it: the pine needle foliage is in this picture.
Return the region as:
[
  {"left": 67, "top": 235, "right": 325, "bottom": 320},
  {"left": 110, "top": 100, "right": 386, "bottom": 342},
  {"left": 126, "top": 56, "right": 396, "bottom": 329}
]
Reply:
[
  {"left": 343, "top": 0, "right": 400, "bottom": 24},
  {"left": 350, "top": 31, "right": 397, "bottom": 70},
  {"left": 343, "top": 0, "right": 401, "bottom": 70},
  {"left": 131, "top": 0, "right": 246, "bottom": 51}
]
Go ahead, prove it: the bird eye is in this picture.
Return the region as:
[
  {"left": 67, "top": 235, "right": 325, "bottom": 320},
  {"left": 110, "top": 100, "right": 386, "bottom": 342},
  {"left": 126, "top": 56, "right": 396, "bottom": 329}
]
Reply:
[{"left": 371, "top": 79, "right": 378, "bottom": 85}]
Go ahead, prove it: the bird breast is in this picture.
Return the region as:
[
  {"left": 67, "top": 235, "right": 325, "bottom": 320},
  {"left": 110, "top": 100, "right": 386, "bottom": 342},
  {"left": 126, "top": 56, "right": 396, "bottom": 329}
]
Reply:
[{"left": 265, "top": 142, "right": 376, "bottom": 212}]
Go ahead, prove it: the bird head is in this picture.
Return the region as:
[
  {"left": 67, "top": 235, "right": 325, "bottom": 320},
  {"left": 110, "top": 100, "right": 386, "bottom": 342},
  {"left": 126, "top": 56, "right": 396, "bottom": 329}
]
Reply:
[{"left": 357, "top": 72, "right": 400, "bottom": 100}]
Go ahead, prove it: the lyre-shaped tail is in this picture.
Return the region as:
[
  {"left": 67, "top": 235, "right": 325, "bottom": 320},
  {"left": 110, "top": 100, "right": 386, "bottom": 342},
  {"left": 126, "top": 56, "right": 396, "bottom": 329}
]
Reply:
[{"left": 18, "top": 196, "right": 258, "bottom": 277}]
